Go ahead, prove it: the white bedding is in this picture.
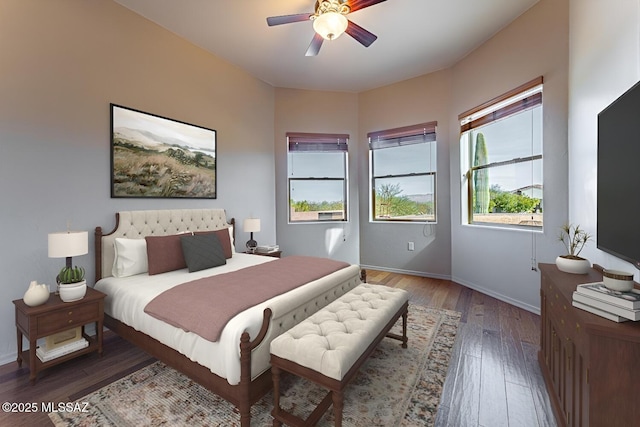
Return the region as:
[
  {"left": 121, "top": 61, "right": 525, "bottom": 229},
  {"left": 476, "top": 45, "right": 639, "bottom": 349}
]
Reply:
[{"left": 94, "top": 253, "right": 351, "bottom": 385}]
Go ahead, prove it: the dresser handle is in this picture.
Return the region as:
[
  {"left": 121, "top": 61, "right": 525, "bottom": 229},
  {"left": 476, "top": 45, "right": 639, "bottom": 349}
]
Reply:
[
  {"left": 68, "top": 311, "right": 73, "bottom": 315},
  {"left": 68, "top": 320, "right": 73, "bottom": 324}
]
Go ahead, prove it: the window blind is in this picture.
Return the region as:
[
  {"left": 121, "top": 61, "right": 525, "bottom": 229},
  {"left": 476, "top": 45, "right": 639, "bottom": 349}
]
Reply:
[
  {"left": 287, "top": 132, "right": 349, "bottom": 152},
  {"left": 367, "top": 122, "right": 437, "bottom": 150},
  {"left": 459, "top": 76, "right": 543, "bottom": 133}
]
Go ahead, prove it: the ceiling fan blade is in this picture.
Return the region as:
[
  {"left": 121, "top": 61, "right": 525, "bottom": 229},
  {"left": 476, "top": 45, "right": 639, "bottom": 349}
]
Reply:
[
  {"left": 305, "top": 33, "right": 324, "bottom": 56},
  {"left": 345, "top": 20, "right": 377, "bottom": 47},
  {"left": 348, "top": 0, "right": 388, "bottom": 13},
  {"left": 266, "top": 13, "right": 311, "bottom": 26}
]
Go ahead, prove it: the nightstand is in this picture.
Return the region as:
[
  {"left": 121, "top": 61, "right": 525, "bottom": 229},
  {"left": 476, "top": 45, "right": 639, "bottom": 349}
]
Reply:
[
  {"left": 13, "top": 286, "right": 106, "bottom": 384},
  {"left": 245, "top": 250, "right": 282, "bottom": 258}
]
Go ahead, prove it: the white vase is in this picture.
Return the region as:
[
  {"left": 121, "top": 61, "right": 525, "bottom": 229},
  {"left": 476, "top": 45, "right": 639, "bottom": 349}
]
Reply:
[
  {"left": 23, "top": 280, "right": 50, "bottom": 307},
  {"left": 59, "top": 280, "right": 87, "bottom": 302},
  {"left": 555, "top": 255, "right": 590, "bottom": 274}
]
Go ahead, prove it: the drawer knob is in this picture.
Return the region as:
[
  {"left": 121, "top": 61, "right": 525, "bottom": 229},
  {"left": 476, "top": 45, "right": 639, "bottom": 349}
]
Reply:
[
  {"left": 68, "top": 311, "right": 73, "bottom": 315},
  {"left": 68, "top": 320, "right": 73, "bottom": 324}
]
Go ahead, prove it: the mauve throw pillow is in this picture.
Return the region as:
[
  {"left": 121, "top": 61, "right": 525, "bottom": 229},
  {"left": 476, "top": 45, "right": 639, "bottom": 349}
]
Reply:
[
  {"left": 145, "top": 234, "right": 187, "bottom": 275},
  {"left": 195, "top": 228, "right": 233, "bottom": 259},
  {"left": 181, "top": 233, "right": 227, "bottom": 272}
]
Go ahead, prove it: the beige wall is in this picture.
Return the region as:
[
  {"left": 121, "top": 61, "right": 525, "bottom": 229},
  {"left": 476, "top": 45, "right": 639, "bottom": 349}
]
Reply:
[
  {"left": 0, "top": 0, "right": 275, "bottom": 363},
  {"left": 357, "top": 70, "right": 453, "bottom": 277},
  {"left": 449, "top": 0, "right": 569, "bottom": 311},
  {"left": 569, "top": 0, "right": 640, "bottom": 275},
  {"left": 274, "top": 89, "right": 360, "bottom": 262}
]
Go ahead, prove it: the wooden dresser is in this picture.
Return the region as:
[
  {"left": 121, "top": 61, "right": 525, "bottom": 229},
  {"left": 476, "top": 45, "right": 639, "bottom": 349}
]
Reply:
[{"left": 539, "top": 263, "right": 640, "bottom": 427}]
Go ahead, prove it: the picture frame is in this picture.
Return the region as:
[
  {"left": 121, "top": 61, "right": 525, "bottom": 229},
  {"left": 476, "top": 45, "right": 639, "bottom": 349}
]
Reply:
[{"left": 110, "top": 104, "right": 217, "bottom": 199}]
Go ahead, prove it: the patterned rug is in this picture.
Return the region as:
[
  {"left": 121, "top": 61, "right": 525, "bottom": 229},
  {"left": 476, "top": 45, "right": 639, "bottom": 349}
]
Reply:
[{"left": 49, "top": 304, "right": 460, "bottom": 427}]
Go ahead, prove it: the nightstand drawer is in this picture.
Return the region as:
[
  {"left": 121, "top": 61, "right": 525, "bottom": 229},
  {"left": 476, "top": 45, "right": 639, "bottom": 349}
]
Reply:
[{"left": 37, "top": 302, "right": 99, "bottom": 335}]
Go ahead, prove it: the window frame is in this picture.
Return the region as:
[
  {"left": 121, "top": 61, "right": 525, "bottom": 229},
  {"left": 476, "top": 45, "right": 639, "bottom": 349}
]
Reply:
[
  {"left": 286, "top": 132, "right": 349, "bottom": 224},
  {"left": 368, "top": 122, "right": 437, "bottom": 223},
  {"left": 459, "top": 77, "right": 544, "bottom": 230}
]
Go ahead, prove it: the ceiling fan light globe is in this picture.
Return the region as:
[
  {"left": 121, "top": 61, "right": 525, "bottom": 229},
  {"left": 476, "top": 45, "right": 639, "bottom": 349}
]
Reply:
[{"left": 313, "top": 11, "right": 348, "bottom": 40}]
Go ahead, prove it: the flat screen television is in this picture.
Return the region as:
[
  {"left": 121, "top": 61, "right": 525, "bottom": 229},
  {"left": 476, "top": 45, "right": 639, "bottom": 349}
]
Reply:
[{"left": 597, "top": 80, "right": 640, "bottom": 270}]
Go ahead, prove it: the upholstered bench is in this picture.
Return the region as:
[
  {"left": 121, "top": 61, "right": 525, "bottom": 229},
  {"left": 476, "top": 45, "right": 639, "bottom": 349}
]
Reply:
[{"left": 270, "top": 283, "right": 409, "bottom": 427}]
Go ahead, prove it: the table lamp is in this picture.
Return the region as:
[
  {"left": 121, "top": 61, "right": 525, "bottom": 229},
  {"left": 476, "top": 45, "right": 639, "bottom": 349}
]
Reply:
[
  {"left": 243, "top": 218, "right": 260, "bottom": 253},
  {"left": 48, "top": 230, "right": 88, "bottom": 269}
]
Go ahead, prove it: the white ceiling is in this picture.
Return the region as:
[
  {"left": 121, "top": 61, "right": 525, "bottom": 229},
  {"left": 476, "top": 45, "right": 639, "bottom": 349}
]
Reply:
[{"left": 114, "top": 0, "right": 539, "bottom": 93}]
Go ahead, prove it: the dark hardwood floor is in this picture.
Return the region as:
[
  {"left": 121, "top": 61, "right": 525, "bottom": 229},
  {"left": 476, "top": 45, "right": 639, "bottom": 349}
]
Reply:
[
  {"left": 365, "top": 270, "right": 557, "bottom": 427},
  {"left": 0, "top": 270, "right": 557, "bottom": 427}
]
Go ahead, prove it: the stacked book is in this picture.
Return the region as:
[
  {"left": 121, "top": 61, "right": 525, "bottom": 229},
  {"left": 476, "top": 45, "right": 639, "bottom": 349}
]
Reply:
[
  {"left": 256, "top": 244, "right": 279, "bottom": 254},
  {"left": 36, "top": 337, "right": 88, "bottom": 362},
  {"left": 572, "top": 282, "right": 640, "bottom": 322}
]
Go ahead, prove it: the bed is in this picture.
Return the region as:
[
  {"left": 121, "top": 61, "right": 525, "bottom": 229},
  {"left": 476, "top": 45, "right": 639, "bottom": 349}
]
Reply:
[{"left": 93, "top": 209, "right": 363, "bottom": 426}]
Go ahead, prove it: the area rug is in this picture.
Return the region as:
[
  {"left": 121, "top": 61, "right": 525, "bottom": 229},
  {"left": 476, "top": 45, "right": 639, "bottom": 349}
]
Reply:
[{"left": 49, "top": 304, "right": 460, "bottom": 427}]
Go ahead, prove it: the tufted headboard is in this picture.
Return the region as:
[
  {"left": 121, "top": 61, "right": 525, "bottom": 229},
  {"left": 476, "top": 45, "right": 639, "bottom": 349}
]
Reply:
[{"left": 95, "top": 209, "right": 234, "bottom": 282}]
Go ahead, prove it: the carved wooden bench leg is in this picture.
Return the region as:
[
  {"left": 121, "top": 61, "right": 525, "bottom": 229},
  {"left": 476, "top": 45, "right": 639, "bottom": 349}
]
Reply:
[
  {"left": 272, "top": 365, "right": 282, "bottom": 427},
  {"left": 333, "top": 389, "right": 344, "bottom": 427}
]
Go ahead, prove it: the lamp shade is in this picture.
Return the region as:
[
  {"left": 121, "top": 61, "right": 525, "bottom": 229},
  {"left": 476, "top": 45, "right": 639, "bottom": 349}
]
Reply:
[
  {"left": 48, "top": 231, "right": 88, "bottom": 258},
  {"left": 243, "top": 218, "right": 261, "bottom": 233},
  {"left": 313, "top": 11, "right": 348, "bottom": 40}
]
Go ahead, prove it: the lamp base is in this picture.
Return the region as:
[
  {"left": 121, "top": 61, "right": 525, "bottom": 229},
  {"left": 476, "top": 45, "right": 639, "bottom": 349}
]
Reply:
[{"left": 246, "top": 238, "right": 257, "bottom": 254}]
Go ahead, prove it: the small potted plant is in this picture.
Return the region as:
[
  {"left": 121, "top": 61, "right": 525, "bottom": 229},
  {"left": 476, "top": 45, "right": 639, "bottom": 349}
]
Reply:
[
  {"left": 57, "top": 265, "right": 87, "bottom": 302},
  {"left": 556, "top": 223, "right": 592, "bottom": 274}
]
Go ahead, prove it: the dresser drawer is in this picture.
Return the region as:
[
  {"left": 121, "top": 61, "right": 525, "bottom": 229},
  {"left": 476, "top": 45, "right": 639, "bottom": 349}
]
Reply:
[{"left": 37, "top": 302, "right": 99, "bottom": 335}]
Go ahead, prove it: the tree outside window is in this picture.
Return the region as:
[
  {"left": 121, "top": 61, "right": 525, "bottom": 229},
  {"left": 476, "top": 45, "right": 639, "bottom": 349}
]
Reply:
[{"left": 369, "top": 122, "right": 437, "bottom": 223}]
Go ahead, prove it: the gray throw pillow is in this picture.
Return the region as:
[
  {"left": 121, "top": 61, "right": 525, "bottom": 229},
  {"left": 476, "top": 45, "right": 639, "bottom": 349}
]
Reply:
[{"left": 180, "top": 233, "right": 227, "bottom": 272}]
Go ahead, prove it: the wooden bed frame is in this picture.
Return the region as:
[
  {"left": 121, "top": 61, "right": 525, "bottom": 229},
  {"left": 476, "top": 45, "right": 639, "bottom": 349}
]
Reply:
[{"left": 94, "top": 209, "right": 364, "bottom": 426}]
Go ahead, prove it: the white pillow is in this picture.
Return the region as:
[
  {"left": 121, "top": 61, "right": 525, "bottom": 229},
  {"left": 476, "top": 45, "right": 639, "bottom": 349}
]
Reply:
[
  {"left": 112, "top": 238, "right": 148, "bottom": 277},
  {"left": 228, "top": 226, "right": 236, "bottom": 253}
]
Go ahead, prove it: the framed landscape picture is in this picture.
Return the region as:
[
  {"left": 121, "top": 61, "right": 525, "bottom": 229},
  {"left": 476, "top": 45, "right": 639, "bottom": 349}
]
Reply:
[{"left": 110, "top": 104, "right": 217, "bottom": 199}]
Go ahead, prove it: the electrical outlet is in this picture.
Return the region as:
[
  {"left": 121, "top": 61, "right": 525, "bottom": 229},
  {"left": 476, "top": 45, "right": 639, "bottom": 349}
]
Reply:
[{"left": 408, "top": 241, "right": 415, "bottom": 251}]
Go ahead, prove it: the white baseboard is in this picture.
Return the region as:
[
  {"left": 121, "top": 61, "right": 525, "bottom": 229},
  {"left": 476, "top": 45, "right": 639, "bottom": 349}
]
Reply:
[
  {"left": 0, "top": 352, "right": 15, "bottom": 367},
  {"left": 451, "top": 274, "right": 540, "bottom": 315},
  {"left": 360, "top": 264, "right": 540, "bottom": 315},
  {"left": 360, "top": 264, "right": 451, "bottom": 281}
]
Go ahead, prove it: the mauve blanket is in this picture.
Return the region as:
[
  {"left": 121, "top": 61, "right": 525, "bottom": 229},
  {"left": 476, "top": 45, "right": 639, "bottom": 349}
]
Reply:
[{"left": 143, "top": 256, "right": 350, "bottom": 342}]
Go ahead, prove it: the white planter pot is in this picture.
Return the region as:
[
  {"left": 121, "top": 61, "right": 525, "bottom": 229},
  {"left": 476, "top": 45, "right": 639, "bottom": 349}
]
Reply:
[
  {"left": 59, "top": 280, "right": 87, "bottom": 302},
  {"left": 556, "top": 256, "right": 590, "bottom": 274}
]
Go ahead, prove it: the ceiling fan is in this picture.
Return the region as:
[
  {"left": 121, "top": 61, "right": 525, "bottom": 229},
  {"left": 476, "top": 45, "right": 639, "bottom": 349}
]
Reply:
[{"left": 266, "top": 0, "right": 388, "bottom": 56}]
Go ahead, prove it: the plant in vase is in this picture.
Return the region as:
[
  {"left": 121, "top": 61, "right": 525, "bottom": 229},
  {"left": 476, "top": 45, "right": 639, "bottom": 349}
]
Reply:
[
  {"left": 556, "top": 223, "right": 592, "bottom": 274},
  {"left": 57, "top": 265, "right": 87, "bottom": 302}
]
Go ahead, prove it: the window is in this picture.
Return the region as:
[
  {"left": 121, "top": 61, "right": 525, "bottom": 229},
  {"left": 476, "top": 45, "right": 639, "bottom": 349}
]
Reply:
[
  {"left": 459, "top": 77, "right": 543, "bottom": 229},
  {"left": 287, "top": 132, "right": 348, "bottom": 223},
  {"left": 368, "top": 122, "right": 437, "bottom": 222}
]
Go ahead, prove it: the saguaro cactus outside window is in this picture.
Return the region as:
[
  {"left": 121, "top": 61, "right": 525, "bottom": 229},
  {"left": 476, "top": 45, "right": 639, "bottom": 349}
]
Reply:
[{"left": 473, "top": 133, "right": 490, "bottom": 214}]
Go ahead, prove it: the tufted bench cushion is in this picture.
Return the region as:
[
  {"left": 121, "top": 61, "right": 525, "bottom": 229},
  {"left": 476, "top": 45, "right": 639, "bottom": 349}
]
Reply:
[
  {"left": 270, "top": 283, "right": 408, "bottom": 380},
  {"left": 270, "top": 283, "right": 409, "bottom": 426}
]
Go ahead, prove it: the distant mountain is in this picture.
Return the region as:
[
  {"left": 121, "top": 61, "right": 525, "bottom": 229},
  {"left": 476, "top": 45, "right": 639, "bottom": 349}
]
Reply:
[
  {"left": 114, "top": 127, "right": 210, "bottom": 155},
  {"left": 114, "top": 127, "right": 165, "bottom": 149},
  {"left": 407, "top": 194, "right": 433, "bottom": 203}
]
